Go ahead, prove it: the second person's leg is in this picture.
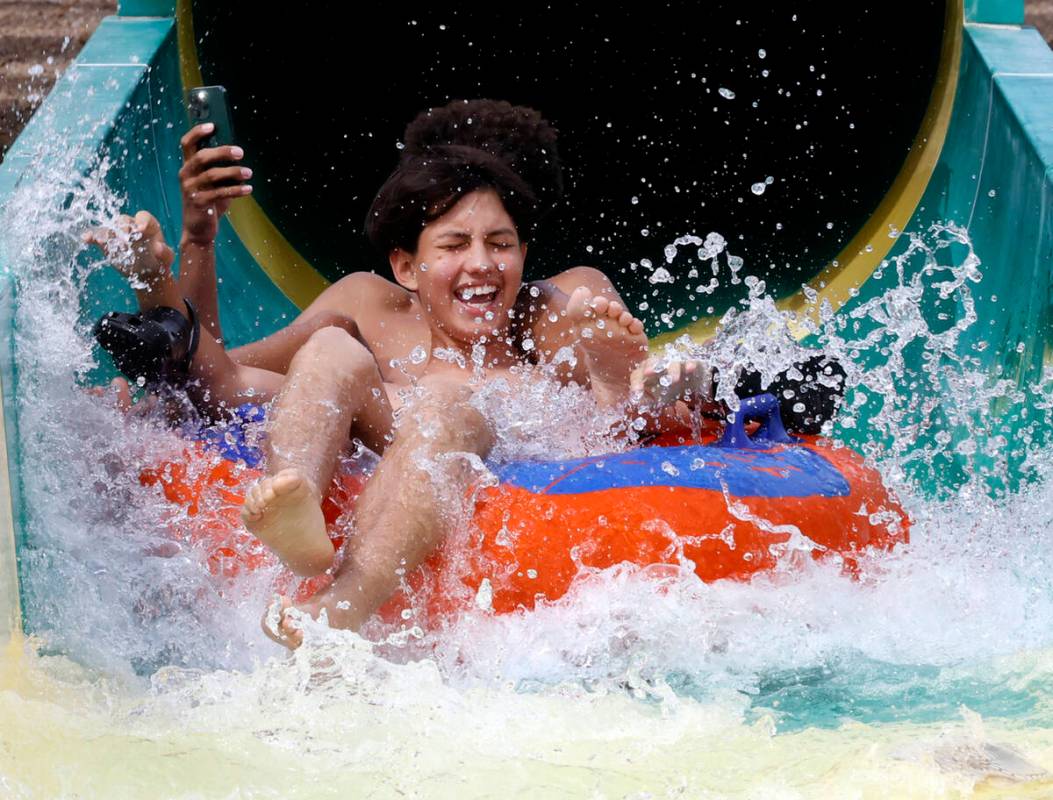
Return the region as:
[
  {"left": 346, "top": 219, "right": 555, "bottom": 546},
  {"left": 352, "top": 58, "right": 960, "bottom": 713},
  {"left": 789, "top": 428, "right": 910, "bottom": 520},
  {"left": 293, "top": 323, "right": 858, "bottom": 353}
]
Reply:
[{"left": 241, "top": 325, "right": 394, "bottom": 576}]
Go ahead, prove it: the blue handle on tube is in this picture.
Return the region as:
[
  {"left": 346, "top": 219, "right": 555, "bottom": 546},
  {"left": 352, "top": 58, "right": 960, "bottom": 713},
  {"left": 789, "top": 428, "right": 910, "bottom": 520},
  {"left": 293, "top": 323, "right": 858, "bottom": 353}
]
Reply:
[{"left": 718, "top": 393, "right": 797, "bottom": 448}]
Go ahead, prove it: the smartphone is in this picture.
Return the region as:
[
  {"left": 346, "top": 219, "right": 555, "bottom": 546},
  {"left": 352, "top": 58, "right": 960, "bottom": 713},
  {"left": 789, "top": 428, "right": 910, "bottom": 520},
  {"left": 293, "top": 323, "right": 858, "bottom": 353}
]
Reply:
[
  {"left": 185, "top": 85, "right": 242, "bottom": 185},
  {"left": 186, "top": 85, "right": 237, "bottom": 149}
]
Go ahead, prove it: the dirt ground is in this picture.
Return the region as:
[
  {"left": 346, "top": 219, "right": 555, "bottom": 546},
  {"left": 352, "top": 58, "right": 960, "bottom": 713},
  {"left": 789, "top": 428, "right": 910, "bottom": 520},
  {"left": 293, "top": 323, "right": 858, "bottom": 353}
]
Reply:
[
  {"left": 0, "top": 1, "right": 1052, "bottom": 162},
  {"left": 0, "top": 0, "right": 114, "bottom": 159},
  {"left": 1027, "top": 0, "right": 1053, "bottom": 45}
]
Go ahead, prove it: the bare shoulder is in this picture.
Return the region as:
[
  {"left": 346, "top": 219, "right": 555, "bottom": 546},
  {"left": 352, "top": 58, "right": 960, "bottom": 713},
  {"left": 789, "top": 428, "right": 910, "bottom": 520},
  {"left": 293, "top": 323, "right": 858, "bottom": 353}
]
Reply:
[
  {"left": 309, "top": 271, "right": 411, "bottom": 314},
  {"left": 544, "top": 266, "right": 620, "bottom": 297},
  {"left": 330, "top": 271, "right": 405, "bottom": 302},
  {"left": 518, "top": 266, "right": 622, "bottom": 313}
]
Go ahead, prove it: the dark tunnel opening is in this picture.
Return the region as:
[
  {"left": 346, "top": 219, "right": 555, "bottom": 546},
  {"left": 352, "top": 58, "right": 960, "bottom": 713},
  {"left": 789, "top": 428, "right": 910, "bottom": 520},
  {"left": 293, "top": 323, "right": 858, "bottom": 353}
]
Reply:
[{"left": 191, "top": 1, "right": 945, "bottom": 323}]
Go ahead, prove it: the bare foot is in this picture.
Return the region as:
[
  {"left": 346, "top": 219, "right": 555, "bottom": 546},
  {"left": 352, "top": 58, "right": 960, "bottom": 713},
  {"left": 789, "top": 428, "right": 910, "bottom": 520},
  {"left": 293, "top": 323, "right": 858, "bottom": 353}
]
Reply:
[
  {"left": 566, "top": 286, "right": 648, "bottom": 404},
  {"left": 241, "top": 468, "right": 334, "bottom": 576},
  {"left": 261, "top": 593, "right": 359, "bottom": 650},
  {"left": 262, "top": 595, "right": 305, "bottom": 649}
]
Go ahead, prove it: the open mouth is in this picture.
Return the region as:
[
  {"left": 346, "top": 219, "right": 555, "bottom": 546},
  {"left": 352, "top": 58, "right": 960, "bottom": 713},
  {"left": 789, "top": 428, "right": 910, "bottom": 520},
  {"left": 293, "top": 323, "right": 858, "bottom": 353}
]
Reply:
[{"left": 454, "top": 283, "right": 500, "bottom": 311}]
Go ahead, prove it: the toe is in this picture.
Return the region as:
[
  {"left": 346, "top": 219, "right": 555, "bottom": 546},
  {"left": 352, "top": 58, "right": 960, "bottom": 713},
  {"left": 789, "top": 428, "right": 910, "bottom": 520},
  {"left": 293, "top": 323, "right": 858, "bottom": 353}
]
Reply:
[
  {"left": 241, "top": 496, "right": 260, "bottom": 521},
  {"left": 567, "top": 286, "right": 592, "bottom": 319},
  {"left": 271, "top": 469, "right": 304, "bottom": 496},
  {"left": 245, "top": 484, "right": 266, "bottom": 512}
]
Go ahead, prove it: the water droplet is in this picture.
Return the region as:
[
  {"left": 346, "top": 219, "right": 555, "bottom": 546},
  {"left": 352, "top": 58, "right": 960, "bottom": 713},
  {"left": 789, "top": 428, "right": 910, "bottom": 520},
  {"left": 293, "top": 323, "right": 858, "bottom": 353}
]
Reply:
[
  {"left": 988, "top": 189, "right": 997, "bottom": 198},
  {"left": 718, "top": 87, "right": 736, "bottom": 100},
  {"left": 641, "top": 228, "right": 650, "bottom": 237},
  {"left": 418, "top": 262, "right": 428, "bottom": 271},
  {"left": 751, "top": 182, "right": 767, "bottom": 195},
  {"left": 826, "top": 222, "right": 834, "bottom": 230},
  {"left": 762, "top": 69, "right": 770, "bottom": 77},
  {"left": 396, "top": 140, "right": 405, "bottom": 150},
  {"left": 631, "top": 196, "right": 639, "bottom": 205},
  {"left": 478, "top": 576, "right": 492, "bottom": 610},
  {"left": 758, "top": 48, "right": 767, "bottom": 59},
  {"left": 529, "top": 286, "right": 540, "bottom": 297},
  {"left": 766, "top": 176, "right": 774, "bottom": 185},
  {"left": 661, "top": 460, "right": 680, "bottom": 476}
]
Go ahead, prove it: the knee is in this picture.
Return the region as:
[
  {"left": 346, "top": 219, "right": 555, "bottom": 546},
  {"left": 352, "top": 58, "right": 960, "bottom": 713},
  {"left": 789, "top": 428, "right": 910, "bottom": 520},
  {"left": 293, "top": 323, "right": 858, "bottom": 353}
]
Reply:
[
  {"left": 406, "top": 388, "right": 494, "bottom": 454},
  {"left": 292, "top": 326, "right": 377, "bottom": 381},
  {"left": 301, "top": 310, "right": 360, "bottom": 342}
]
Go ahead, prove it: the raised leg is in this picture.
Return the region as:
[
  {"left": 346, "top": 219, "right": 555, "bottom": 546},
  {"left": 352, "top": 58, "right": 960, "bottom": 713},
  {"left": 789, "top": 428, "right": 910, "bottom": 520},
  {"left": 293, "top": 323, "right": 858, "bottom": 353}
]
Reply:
[
  {"left": 268, "top": 385, "right": 495, "bottom": 645},
  {"left": 242, "top": 326, "right": 394, "bottom": 576}
]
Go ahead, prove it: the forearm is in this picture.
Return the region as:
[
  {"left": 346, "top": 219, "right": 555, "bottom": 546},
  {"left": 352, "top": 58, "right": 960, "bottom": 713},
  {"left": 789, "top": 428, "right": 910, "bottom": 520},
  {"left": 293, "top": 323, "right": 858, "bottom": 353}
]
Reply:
[
  {"left": 177, "top": 235, "right": 222, "bottom": 340},
  {"left": 129, "top": 269, "right": 183, "bottom": 314}
]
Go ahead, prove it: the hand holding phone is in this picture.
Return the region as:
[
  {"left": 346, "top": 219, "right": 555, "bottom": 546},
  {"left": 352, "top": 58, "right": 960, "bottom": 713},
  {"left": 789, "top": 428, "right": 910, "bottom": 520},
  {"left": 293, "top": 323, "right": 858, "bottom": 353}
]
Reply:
[{"left": 179, "top": 86, "right": 253, "bottom": 244}]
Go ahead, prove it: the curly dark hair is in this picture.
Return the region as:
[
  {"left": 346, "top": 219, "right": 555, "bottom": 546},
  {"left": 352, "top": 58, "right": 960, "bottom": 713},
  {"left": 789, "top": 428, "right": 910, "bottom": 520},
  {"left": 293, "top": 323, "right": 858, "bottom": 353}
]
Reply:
[{"left": 365, "top": 99, "right": 564, "bottom": 253}]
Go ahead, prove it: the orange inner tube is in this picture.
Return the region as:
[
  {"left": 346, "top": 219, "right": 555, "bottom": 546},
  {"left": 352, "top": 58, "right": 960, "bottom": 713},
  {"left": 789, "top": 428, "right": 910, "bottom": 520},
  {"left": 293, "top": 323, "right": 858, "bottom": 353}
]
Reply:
[{"left": 141, "top": 421, "right": 909, "bottom": 626}]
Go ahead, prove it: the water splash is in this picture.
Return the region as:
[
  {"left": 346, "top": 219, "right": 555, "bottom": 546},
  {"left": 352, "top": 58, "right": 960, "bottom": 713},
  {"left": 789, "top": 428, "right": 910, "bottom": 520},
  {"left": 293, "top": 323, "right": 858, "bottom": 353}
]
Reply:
[{"left": 3, "top": 134, "right": 1053, "bottom": 797}]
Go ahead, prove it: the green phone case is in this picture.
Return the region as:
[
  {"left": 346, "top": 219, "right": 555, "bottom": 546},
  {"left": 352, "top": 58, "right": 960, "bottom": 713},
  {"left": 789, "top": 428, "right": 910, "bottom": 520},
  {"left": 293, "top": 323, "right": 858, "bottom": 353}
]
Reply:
[{"left": 186, "top": 85, "right": 237, "bottom": 150}]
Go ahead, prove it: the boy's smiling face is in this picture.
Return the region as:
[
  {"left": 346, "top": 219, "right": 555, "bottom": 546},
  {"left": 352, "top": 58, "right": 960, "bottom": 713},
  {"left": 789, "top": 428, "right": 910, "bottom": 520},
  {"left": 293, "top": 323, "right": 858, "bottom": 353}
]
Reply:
[{"left": 390, "top": 188, "right": 527, "bottom": 349}]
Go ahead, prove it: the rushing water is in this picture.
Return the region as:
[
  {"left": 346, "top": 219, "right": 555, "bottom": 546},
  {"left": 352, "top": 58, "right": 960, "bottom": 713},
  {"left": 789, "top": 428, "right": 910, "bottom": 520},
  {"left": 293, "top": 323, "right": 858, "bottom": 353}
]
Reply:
[{"left": 2, "top": 152, "right": 1053, "bottom": 798}]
